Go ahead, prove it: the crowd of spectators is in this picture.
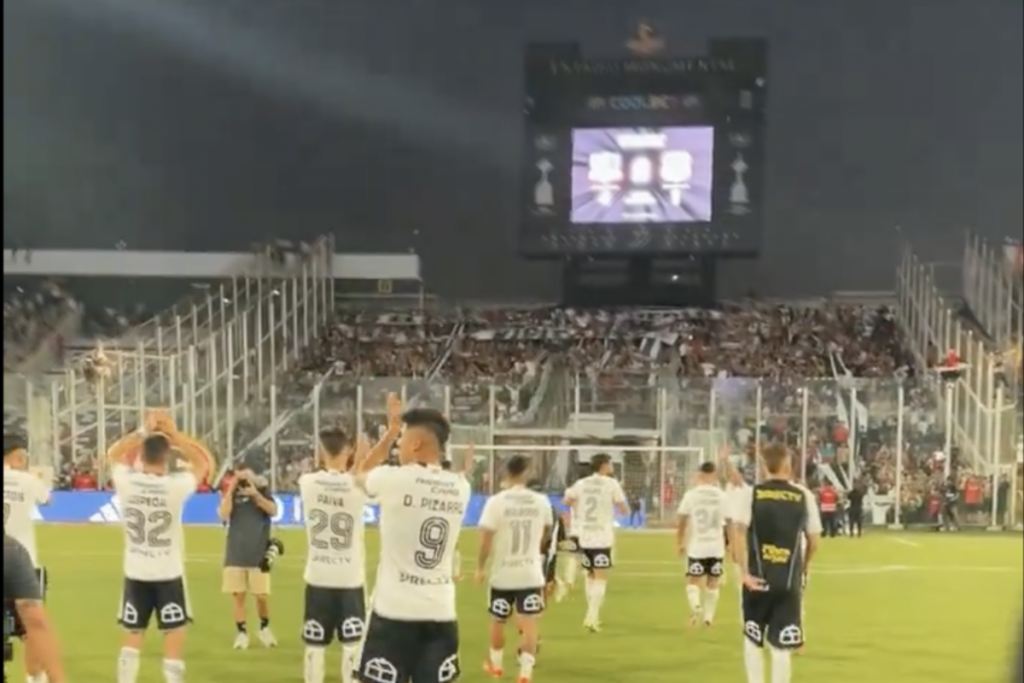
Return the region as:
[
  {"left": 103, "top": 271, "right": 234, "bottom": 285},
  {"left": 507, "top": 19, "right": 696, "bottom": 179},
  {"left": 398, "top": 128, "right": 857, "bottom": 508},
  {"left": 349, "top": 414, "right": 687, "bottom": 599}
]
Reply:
[
  {"left": 3, "top": 280, "right": 78, "bottom": 370},
  {"left": 3, "top": 299, "right": 1018, "bottom": 526}
]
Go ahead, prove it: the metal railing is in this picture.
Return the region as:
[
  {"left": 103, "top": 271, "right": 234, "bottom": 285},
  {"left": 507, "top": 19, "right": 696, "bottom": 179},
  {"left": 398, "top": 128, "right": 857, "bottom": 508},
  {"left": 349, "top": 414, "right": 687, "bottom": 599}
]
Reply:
[
  {"left": 5, "top": 372, "right": 1019, "bottom": 529},
  {"left": 896, "top": 244, "right": 1019, "bottom": 472}
]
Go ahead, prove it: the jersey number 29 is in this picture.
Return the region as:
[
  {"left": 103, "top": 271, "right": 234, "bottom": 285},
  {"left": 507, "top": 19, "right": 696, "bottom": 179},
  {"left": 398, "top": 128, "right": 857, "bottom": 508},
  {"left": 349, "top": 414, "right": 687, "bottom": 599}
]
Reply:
[{"left": 308, "top": 510, "right": 355, "bottom": 550}]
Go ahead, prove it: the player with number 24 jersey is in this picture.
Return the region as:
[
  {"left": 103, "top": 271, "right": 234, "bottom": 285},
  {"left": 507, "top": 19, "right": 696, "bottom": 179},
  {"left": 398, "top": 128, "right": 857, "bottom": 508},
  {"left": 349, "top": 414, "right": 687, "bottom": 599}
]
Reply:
[{"left": 677, "top": 484, "right": 730, "bottom": 561}]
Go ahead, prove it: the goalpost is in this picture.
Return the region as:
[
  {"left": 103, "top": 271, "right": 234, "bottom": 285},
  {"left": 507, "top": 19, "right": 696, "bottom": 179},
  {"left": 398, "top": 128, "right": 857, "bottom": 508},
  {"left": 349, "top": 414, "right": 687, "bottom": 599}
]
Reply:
[{"left": 445, "top": 443, "right": 707, "bottom": 527}]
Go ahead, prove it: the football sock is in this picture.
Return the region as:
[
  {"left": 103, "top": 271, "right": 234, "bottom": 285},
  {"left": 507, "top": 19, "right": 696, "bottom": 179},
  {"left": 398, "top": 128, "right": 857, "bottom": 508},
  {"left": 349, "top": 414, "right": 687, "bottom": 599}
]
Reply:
[
  {"left": 519, "top": 652, "right": 536, "bottom": 680},
  {"left": 259, "top": 617, "right": 270, "bottom": 630},
  {"left": 341, "top": 644, "right": 360, "bottom": 683},
  {"left": 743, "top": 639, "right": 765, "bottom": 683},
  {"left": 117, "top": 646, "right": 141, "bottom": 683},
  {"left": 702, "top": 588, "right": 720, "bottom": 622},
  {"left": 769, "top": 647, "right": 792, "bottom": 683},
  {"left": 685, "top": 585, "right": 702, "bottom": 614},
  {"left": 304, "top": 646, "right": 326, "bottom": 683},
  {"left": 590, "top": 578, "right": 607, "bottom": 620},
  {"left": 236, "top": 621, "right": 247, "bottom": 634},
  {"left": 27, "top": 674, "right": 48, "bottom": 683},
  {"left": 489, "top": 648, "right": 504, "bottom": 671},
  {"left": 162, "top": 658, "right": 185, "bottom": 683},
  {"left": 563, "top": 556, "right": 578, "bottom": 586}
]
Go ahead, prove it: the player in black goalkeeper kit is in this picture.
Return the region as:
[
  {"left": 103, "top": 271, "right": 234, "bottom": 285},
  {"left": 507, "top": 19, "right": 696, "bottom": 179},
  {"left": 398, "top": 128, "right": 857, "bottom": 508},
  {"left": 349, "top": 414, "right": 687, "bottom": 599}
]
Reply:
[{"left": 731, "top": 445, "right": 822, "bottom": 683}]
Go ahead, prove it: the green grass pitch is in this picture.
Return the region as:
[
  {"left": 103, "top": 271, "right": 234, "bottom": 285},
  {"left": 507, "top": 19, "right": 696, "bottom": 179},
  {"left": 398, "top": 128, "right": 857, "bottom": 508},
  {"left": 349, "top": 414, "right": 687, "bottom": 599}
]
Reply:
[{"left": 13, "top": 525, "right": 1023, "bottom": 682}]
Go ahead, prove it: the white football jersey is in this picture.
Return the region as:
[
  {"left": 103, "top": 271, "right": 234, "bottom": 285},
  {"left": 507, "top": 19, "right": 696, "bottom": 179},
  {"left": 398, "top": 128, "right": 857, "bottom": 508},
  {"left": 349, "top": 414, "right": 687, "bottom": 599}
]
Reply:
[
  {"left": 111, "top": 465, "right": 197, "bottom": 581},
  {"left": 3, "top": 466, "right": 50, "bottom": 566},
  {"left": 364, "top": 464, "right": 471, "bottom": 621},
  {"left": 725, "top": 482, "right": 752, "bottom": 522},
  {"left": 564, "top": 474, "right": 626, "bottom": 549},
  {"left": 677, "top": 484, "right": 729, "bottom": 559},
  {"left": 299, "top": 469, "right": 367, "bottom": 589},
  {"left": 479, "top": 486, "right": 553, "bottom": 590}
]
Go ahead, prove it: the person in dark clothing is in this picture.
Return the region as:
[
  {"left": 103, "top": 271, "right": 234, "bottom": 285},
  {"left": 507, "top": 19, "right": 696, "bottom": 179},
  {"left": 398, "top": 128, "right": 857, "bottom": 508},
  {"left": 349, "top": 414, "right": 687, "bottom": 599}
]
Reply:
[
  {"left": 846, "top": 481, "right": 866, "bottom": 538},
  {"left": 4, "top": 535, "right": 66, "bottom": 683},
  {"left": 218, "top": 466, "right": 279, "bottom": 649},
  {"left": 732, "top": 445, "right": 822, "bottom": 683},
  {"left": 628, "top": 492, "right": 643, "bottom": 527},
  {"left": 941, "top": 478, "right": 960, "bottom": 532}
]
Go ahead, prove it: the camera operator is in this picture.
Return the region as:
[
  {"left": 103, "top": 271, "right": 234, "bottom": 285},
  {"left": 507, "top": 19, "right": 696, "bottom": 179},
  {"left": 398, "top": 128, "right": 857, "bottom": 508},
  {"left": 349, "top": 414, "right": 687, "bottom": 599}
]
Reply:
[
  {"left": 4, "top": 535, "right": 65, "bottom": 683},
  {"left": 218, "top": 466, "right": 278, "bottom": 649}
]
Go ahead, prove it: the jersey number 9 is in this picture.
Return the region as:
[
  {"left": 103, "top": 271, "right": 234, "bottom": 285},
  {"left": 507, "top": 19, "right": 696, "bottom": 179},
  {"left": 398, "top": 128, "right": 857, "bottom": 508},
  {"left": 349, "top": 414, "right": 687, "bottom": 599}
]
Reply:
[
  {"left": 308, "top": 510, "right": 355, "bottom": 551},
  {"left": 125, "top": 508, "right": 173, "bottom": 547},
  {"left": 414, "top": 517, "right": 451, "bottom": 570}
]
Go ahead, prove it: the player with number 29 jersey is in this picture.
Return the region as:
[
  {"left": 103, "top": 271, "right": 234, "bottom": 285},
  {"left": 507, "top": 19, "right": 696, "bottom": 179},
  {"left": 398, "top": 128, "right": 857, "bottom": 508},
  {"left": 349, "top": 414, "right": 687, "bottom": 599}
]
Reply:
[
  {"left": 299, "top": 470, "right": 367, "bottom": 588},
  {"left": 365, "top": 464, "right": 472, "bottom": 621},
  {"left": 112, "top": 464, "right": 197, "bottom": 581}
]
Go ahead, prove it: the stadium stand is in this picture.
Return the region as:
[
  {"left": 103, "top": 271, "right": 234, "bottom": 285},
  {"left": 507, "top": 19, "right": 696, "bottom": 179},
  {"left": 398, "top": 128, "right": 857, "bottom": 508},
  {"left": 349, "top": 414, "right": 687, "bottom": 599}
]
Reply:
[{"left": 3, "top": 237, "right": 1020, "bottom": 530}]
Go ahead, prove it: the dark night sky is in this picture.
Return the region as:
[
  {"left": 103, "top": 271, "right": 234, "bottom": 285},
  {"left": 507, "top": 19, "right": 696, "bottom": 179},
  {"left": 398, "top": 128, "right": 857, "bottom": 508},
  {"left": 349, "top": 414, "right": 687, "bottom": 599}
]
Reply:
[{"left": 4, "top": 0, "right": 1021, "bottom": 300}]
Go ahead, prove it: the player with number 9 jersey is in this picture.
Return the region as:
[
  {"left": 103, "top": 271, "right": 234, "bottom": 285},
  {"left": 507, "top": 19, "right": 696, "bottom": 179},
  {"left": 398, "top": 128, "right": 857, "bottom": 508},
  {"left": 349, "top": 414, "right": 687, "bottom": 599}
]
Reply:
[{"left": 365, "top": 464, "right": 471, "bottom": 621}]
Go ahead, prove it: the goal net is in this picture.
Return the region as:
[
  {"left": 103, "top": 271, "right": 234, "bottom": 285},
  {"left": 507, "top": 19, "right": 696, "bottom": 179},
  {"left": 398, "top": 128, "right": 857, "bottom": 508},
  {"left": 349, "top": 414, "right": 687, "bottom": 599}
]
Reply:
[{"left": 444, "top": 441, "right": 706, "bottom": 528}]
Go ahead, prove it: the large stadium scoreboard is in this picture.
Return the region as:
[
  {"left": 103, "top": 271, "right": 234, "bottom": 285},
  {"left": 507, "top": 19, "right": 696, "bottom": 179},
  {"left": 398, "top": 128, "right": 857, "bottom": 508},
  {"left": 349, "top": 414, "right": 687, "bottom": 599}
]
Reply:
[{"left": 520, "top": 37, "right": 767, "bottom": 258}]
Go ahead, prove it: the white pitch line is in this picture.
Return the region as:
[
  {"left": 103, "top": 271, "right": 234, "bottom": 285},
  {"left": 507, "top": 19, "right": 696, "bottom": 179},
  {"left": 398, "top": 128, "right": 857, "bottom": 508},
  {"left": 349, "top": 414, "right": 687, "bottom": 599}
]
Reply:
[{"left": 888, "top": 537, "right": 921, "bottom": 547}]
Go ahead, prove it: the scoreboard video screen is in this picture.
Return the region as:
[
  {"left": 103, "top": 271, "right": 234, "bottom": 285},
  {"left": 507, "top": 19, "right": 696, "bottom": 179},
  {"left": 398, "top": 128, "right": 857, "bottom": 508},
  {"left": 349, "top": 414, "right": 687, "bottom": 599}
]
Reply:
[
  {"left": 570, "top": 126, "right": 715, "bottom": 224},
  {"left": 520, "top": 38, "right": 767, "bottom": 257}
]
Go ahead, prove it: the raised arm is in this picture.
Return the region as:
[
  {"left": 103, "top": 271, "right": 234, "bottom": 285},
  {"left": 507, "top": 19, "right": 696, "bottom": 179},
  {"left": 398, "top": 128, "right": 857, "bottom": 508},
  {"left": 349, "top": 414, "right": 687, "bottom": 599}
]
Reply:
[
  {"left": 718, "top": 445, "right": 744, "bottom": 487},
  {"left": 354, "top": 393, "right": 403, "bottom": 484}
]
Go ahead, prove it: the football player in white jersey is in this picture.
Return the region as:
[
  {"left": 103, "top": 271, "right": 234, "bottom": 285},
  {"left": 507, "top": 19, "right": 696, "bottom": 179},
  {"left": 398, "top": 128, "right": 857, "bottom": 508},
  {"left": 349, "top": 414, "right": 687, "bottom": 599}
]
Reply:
[
  {"left": 720, "top": 448, "right": 752, "bottom": 586},
  {"left": 562, "top": 453, "right": 629, "bottom": 632},
  {"left": 676, "top": 462, "right": 730, "bottom": 627},
  {"left": 476, "top": 455, "right": 553, "bottom": 682},
  {"left": 300, "top": 427, "right": 381, "bottom": 683},
  {"left": 4, "top": 436, "right": 52, "bottom": 683},
  {"left": 110, "top": 414, "right": 208, "bottom": 683},
  {"left": 552, "top": 506, "right": 579, "bottom": 602},
  {"left": 440, "top": 460, "right": 463, "bottom": 581},
  {"left": 357, "top": 402, "right": 472, "bottom": 683}
]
